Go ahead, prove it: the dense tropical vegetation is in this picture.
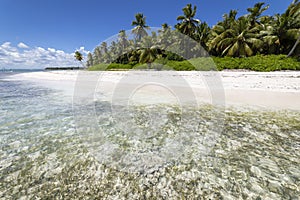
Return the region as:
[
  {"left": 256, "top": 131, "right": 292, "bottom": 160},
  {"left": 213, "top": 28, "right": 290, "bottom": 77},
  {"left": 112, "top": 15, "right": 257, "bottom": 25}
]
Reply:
[{"left": 82, "top": 1, "right": 299, "bottom": 71}]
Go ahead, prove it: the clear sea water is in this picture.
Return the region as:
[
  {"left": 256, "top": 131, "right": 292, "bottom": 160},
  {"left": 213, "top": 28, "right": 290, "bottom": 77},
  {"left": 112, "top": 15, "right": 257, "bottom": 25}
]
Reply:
[{"left": 0, "top": 71, "right": 299, "bottom": 199}]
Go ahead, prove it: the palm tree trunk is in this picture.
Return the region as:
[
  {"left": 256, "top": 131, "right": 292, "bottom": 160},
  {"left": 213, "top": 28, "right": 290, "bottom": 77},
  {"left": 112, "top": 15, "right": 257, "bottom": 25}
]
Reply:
[{"left": 287, "top": 31, "right": 300, "bottom": 57}]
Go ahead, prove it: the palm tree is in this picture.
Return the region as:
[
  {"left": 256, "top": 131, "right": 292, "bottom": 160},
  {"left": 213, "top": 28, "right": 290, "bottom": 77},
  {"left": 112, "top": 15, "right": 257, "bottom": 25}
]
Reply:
[
  {"left": 86, "top": 52, "right": 94, "bottom": 67},
  {"left": 287, "top": 30, "right": 300, "bottom": 57},
  {"left": 109, "top": 41, "right": 119, "bottom": 62},
  {"left": 116, "top": 30, "right": 130, "bottom": 63},
  {"left": 126, "top": 40, "right": 141, "bottom": 63},
  {"left": 210, "top": 16, "right": 263, "bottom": 57},
  {"left": 157, "top": 23, "right": 174, "bottom": 49},
  {"left": 258, "top": 24, "right": 280, "bottom": 54},
  {"left": 99, "top": 42, "right": 111, "bottom": 63},
  {"left": 208, "top": 10, "right": 238, "bottom": 55},
  {"left": 161, "top": 23, "right": 170, "bottom": 31},
  {"left": 131, "top": 13, "right": 150, "bottom": 42},
  {"left": 246, "top": 2, "right": 283, "bottom": 55},
  {"left": 175, "top": 4, "right": 200, "bottom": 38},
  {"left": 118, "top": 30, "right": 129, "bottom": 51},
  {"left": 74, "top": 51, "right": 83, "bottom": 61},
  {"left": 247, "top": 2, "right": 269, "bottom": 27},
  {"left": 93, "top": 47, "right": 102, "bottom": 64},
  {"left": 273, "top": 0, "right": 300, "bottom": 54},
  {"left": 74, "top": 51, "right": 86, "bottom": 68},
  {"left": 138, "top": 36, "right": 160, "bottom": 69},
  {"left": 194, "top": 22, "right": 210, "bottom": 51},
  {"left": 220, "top": 9, "right": 238, "bottom": 29}
]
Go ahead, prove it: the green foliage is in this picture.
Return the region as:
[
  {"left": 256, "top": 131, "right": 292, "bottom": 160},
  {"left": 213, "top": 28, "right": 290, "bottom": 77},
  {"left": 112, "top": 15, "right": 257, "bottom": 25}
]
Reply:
[
  {"left": 213, "top": 55, "right": 300, "bottom": 71},
  {"left": 107, "top": 63, "right": 133, "bottom": 70},
  {"left": 189, "top": 57, "right": 218, "bottom": 71},
  {"left": 88, "top": 55, "right": 299, "bottom": 72},
  {"left": 84, "top": 2, "right": 300, "bottom": 71},
  {"left": 88, "top": 63, "right": 135, "bottom": 71},
  {"left": 88, "top": 63, "right": 108, "bottom": 71},
  {"left": 165, "top": 60, "right": 195, "bottom": 71}
]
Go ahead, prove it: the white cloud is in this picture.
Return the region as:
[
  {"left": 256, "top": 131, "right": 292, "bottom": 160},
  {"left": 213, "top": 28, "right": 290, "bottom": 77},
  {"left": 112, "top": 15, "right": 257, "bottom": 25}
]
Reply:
[
  {"left": 0, "top": 42, "right": 87, "bottom": 69},
  {"left": 1, "top": 42, "right": 18, "bottom": 52},
  {"left": 77, "top": 46, "right": 90, "bottom": 55},
  {"left": 47, "top": 48, "right": 56, "bottom": 53},
  {"left": 2, "top": 42, "right": 12, "bottom": 48},
  {"left": 17, "top": 42, "right": 29, "bottom": 49}
]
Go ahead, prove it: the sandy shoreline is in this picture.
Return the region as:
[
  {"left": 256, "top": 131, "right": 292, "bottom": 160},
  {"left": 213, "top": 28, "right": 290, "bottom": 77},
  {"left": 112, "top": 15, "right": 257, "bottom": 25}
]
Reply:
[{"left": 6, "top": 70, "right": 300, "bottom": 110}]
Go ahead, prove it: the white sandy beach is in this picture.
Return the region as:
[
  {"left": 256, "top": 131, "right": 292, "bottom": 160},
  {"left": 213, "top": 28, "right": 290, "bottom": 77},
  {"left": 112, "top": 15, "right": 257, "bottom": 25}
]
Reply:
[{"left": 7, "top": 70, "right": 300, "bottom": 110}]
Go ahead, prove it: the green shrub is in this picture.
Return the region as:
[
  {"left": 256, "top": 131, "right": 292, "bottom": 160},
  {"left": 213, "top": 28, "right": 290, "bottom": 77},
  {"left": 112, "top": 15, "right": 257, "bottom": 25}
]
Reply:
[
  {"left": 213, "top": 55, "right": 299, "bottom": 71},
  {"left": 212, "top": 56, "right": 241, "bottom": 70},
  {"left": 88, "top": 55, "right": 299, "bottom": 71},
  {"left": 88, "top": 63, "right": 109, "bottom": 71},
  {"left": 107, "top": 63, "right": 133, "bottom": 70},
  {"left": 166, "top": 60, "right": 195, "bottom": 71},
  {"left": 189, "top": 57, "right": 218, "bottom": 71}
]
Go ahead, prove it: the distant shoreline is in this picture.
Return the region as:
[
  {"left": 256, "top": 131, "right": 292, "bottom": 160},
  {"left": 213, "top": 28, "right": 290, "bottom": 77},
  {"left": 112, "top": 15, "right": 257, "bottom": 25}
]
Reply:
[{"left": 45, "top": 67, "right": 84, "bottom": 70}]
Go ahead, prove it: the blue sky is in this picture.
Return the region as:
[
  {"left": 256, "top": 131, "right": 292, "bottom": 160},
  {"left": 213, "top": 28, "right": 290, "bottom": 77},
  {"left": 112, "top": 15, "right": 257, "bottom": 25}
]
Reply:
[{"left": 0, "top": 0, "right": 292, "bottom": 68}]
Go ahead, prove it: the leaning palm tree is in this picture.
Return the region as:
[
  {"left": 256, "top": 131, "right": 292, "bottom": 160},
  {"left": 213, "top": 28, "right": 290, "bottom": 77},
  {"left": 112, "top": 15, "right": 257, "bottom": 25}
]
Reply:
[
  {"left": 74, "top": 51, "right": 83, "bottom": 61},
  {"left": 175, "top": 4, "right": 200, "bottom": 38},
  {"left": 273, "top": 0, "right": 300, "bottom": 54},
  {"left": 131, "top": 13, "right": 150, "bottom": 42},
  {"left": 74, "top": 51, "right": 86, "bottom": 68},
  {"left": 287, "top": 30, "right": 300, "bottom": 57}
]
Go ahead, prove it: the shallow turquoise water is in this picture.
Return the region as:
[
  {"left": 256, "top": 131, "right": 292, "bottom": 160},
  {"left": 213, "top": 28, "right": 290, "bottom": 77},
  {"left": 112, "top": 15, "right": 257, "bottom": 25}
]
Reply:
[{"left": 0, "top": 72, "right": 299, "bottom": 199}]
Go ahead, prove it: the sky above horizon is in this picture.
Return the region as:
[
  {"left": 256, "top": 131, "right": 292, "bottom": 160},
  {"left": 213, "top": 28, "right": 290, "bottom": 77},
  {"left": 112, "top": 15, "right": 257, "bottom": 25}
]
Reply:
[{"left": 0, "top": 0, "right": 292, "bottom": 68}]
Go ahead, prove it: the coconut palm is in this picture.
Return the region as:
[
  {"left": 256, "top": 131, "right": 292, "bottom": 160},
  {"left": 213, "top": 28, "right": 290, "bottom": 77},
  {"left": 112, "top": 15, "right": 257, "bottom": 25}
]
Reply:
[
  {"left": 109, "top": 41, "right": 119, "bottom": 62},
  {"left": 115, "top": 30, "right": 131, "bottom": 63},
  {"left": 93, "top": 47, "right": 102, "bottom": 64},
  {"left": 74, "top": 51, "right": 86, "bottom": 68},
  {"left": 287, "top": 30, "right": 300, "bottom": 56},
  {"left": 99, "top": 42, "right": 112, "bottom": 63},
  {"left": 194, "top": 22, "right": 210, "bottom": 51},
  {"left": 247, "top": 2, "right": 269, "bottom": 27},
  {"left": 273, "top": 0, "right": 300, "bottom": 54},
  {"left": 259, "top": 25, "right": 280, "bottom": 54},
  {"left": 74, "top": 51, "right": 83, "bottom": 62},
  {"left": 126, "top": 40, "right": 141, "bottom": 63},
  {"left": 221, "top": 9, "right": 238, "bottom": 29},
  {"left": 131, "top": 13, "right": 150, "bottom": 42},
  {"left": 86, "top": 52, "right": 94, "bottom": 67},
  {"left": 118, "top": 30, "right": 130, "bottom": 52},
  {"left": 138, "top": 36, "right": 160, "bottom": 69},
  {"left": 74, "top": 51, "right": 88, "bottom": 68},
  {"left": 161, "top": 23, "right": 170, "bottom": 31},
  {"left": 208, "top": 10, "right": 238, "bottom": 55},
  {"left": 175, "top": 4, "right": 200, "bottom": 38},
  {"left": 157, "top": 23, "right": 174, "bottom": 49},
  {"left": 210, "top": 16, "right": 264, "bottom": 57}
]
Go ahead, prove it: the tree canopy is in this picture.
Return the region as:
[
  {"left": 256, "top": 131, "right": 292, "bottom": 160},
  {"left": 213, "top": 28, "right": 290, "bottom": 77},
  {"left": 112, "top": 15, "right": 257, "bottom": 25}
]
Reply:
[{"left": 86, "top": 1, "right": 299, "bottom": 68}]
